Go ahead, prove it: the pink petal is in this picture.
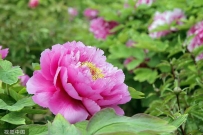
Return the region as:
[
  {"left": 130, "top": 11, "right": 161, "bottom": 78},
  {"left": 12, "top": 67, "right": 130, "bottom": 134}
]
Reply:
[
  {"left": 32, "top": 91, "right": 55, "bottom": 107},
  {"left": 26, "top": 71, "right": 55, "bottom": 94},
  {"left": 82, "top": 98, "right": 101, "bottom": 115},
  {"left": 103, "top": 105, "right": 124, "bottom": 115},
  {"left": 40, "top": 49, "right": 53, "bottom": 80},
  {"left": 49, "top": 90, "right": 89, "bottom": 124}
]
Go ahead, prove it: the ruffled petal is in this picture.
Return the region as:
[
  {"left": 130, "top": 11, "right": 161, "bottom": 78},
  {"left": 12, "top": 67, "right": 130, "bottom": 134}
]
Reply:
[
  {"left": 26, "top": 71, "right": 55, "bottom": 94},
  {"left": 82, "top": 98, "right": 101, "bottom": 115},
  {"left": 49, "top": 90, "right": 89, "bottom": 124}
]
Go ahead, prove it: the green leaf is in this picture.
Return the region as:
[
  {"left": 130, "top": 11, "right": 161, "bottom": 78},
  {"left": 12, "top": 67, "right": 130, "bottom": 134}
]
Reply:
[
  {"left": 169, "top": 114, "right": 188, "bottom": 128},
  {"left": 17, "top": 124, "right": 48, "bottom": 135},
  {"left": 0, "top": 97, "right": 35, "bottom": 111},
  {"left": 48, "top": 114, "right": 81, "bottom": 135},
  {"left": 1, "top": 112, "right": 26, "bottom": 125},
  {"left": 9, "top": 88, "right": 23, "bottom": 101},
  {"left": 32, "top": 63, "right": 41, "bottom": 70},
  {"left": 75, "top": 121, "right": 88, "bottom": 135},
  {"left": 0, "top": 60, "right": 23, "bottom": 85},
  {"left": 128, "top": 87, "right": 145, "bottom": 99},
  {"left": 87, "top": 108, "right": 176, "bottom": 135},
  {"left": 126, "top": 59, "right": 143, "bottom": 70},
  {"left": 133, "top": 68, "right": 158, "bottom": 84}
]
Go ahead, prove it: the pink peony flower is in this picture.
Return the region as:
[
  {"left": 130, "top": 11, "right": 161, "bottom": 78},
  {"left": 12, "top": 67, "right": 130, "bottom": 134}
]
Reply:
[
  {"left": 28, "top": 0, "right": 39, "bottom": 8},
  {"left": 136, "top": 0, "right": 155, "bottom": 7},
  {"left": 90, "top": 17, "right": 119, "bottom": 40},
  {"left": 0, "top": 46, "right": 9, "bottom": 59},
  {"left": 19, "top": 74, "right": 30, "bottom": 86},
  {"left": 27, "top": 41, "right": 130, "bottom": 123},
  {"left": 148, "top": 8, "right": 186, "bottom": 38},
  {"left": 186, "top": 21, "right": 203, "bottom": 61},
  {"left": 83, "top": 8, "right": 98, "bottom": 19},
  {"left": 68, "top": 7, "right": 78, "bottom": 17}
]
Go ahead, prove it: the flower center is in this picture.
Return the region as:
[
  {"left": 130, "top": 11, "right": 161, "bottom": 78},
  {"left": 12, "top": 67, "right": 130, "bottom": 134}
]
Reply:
[{"left": 81, "top": 62, "right": 104, "bottom": 80}]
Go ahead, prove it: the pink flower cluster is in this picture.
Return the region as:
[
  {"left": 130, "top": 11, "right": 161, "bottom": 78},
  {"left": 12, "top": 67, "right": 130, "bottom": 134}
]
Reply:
[
  {"left": 28, "top": 0, "right": 39, "bottom": 8},
  {"left": 90, "top": 17, "right": 119, "bottom": 40},
  {"left": 136, "top": 0, "right": 155, "bottom": 7},
  {"left": 27, "top": 41, "right": 131, "bottom": 124},
  {"left": 0, "top": 46, "right": 9, "bottom": 59},
  {"left": 187, "top": 21, "right": 203, "bottom": 61},
  {"left": 148, "top": 8, "right": 185, "bottom": 38},
  {"left": 83, "top": 8, "right": 98, "bottom": 19}
]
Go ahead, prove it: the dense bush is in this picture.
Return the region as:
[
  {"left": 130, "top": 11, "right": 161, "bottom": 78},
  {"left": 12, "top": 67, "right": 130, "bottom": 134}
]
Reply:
[{"left": 1, "top": 0, "right": 203, "bottom": 134}]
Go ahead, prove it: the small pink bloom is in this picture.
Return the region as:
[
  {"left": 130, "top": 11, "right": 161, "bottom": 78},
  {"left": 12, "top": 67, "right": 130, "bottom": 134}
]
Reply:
[
  {"left": 186, "top": 21, "right": 203, "bottom": 61},
  {"left": 28, "top": 0, "right": 39, "bottom": 8},
  {"left": 19, "top": 74, "right": 30, "bottom": 86},
  {"left": 83, "top": 8, "right": 98, "bottom": 19},
  {"left": 0, "top": 46, "right": 9, "bottom": 59},
  {"left": 149, "top": 8, "right": 186, "bottom": 38},
  {"left": 68, "top": 7, "right": 78, "bottom": 17},
  {"left": 187, "top": 21, "right": 203, "bottom": 52},
  {"left": 27, "top": 41, "right": 131, "bottom": 123},
  {"left": 126, "top": 40, "right": 136, "bottom": 47},
  {"left": 136, "top": 0, "right": 155, "bottom": 7},
  {"left": 90, "top": 17, "right": 119, "bottom": 40}
]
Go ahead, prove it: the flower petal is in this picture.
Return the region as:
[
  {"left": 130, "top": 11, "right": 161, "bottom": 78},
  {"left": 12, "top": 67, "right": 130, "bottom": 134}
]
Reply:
[
  {"left": 82, "top": 98, "right": 101, "bottom": 115},
  {"left": 49, "top": 90, "right": 88, "bottom": 124}
]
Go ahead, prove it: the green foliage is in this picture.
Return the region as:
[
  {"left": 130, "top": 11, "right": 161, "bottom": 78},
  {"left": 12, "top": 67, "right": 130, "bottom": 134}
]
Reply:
[{"left": 1, "top": 0, "right": 203, "bottom": 134}]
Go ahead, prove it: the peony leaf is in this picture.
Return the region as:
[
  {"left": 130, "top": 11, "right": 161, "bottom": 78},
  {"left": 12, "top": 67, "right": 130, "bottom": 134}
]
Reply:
[
  {"left": 169, "top": 114, "right": 188, "bottom": 128},
  {"left": 0, "top": 60, "right": 23, "bottom": 85},
  {"left": 128, "top": 87, "right": 145, "bottom": 99},
  {"left": 87, "top": 108, "right": 176, "bottom": 135},
  {"left": 0, "top": 97, "right": 35, "bottom": 111},
  {"left": 133, "top": 68, "right": 158, "bottom": 84},
  {"left": 48, "top": 114, "right": 81, "bottom": 135},
  {"left": 17, "top": 124, "right": 48, "bottom": 135},
  {"left": 1, "top": 112, "right": 26, "bottom": 125},
  {"left": 75, "top": 121, "right": 88, "bottom": 135},
  {"left": 32, "top": 63, "right": 41, "bottom": 70}
]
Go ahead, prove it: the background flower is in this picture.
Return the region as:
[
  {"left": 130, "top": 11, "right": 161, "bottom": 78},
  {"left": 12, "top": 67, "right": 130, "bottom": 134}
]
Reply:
[
  {"left": 148, "top": 8, "right": 185, "bottom": 38},
  {"left": 27, "top": 41, "right": 131, "bottom": 123},
  {"left": 28, "top": 0, "right": 39, "bottom": 8},
  {"left": 83, "top": 8, "right": 98, "bottom": 19},
  {"left": 19, "top": 74, "right": 30, "bottom": 86},
  {"left": 0, "top": 46, "right": 9, "bottom": 59},
  {"left": 186, "top": 21, "right": 203, "bottom": 61},
  {"left": 68, "top": 7, "right": 78, "bottom": 17},
  {"left": 90, "top": 17, "right": 119, "bottom": 40},
  {"left": 136, "top": 0, "right": 155, "bottom": 7}
]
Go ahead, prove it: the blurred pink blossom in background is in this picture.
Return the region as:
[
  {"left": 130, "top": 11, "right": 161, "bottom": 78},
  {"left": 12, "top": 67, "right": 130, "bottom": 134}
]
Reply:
[
  {"left": 90, "top": 17, "right": 119, "bottom": 40},
  {"left": 187, "top": 21, "right": 203, "bottom": 61},
  {"left": 19, "top": 74, "right": 30, "bottom": 86},
  {"left": 83, "top": 8, "right": 98, "bottom": 19},
  {"left": 0, "top": 46, "right": 9, "bottom": 59},
  {"left": 28, "top": 0, "right": 39, "bottom": 8},
  {"left": 136, "top": 0, "right": 155, "bottom": 7},
  {"left": 27, "top": 41, "right": 131, "bottom": 124},
  {"left": 148, "top": 8, "right": 186, "bottom": 38},
  {"left": 68, "top": 7, "right": 78, "bottom": 17}
]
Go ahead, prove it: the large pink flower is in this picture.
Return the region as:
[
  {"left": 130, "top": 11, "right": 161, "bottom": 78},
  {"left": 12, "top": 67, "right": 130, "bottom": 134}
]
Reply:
[
  {"left": 186, "top": 21, "right": 203, "bottom": 61},
  {"left": 83, "top": 8, "right": 98, "bottom": 19},
  {"left": 90, "top": 17, "right": 119, "bottom": 40},
  {"left": 0, "top": 46, "right": 9, "bottom": 59},
  {"left": 149, "top": 8, "right": 186, "bottom": 38},
  {"left": 27, "top": 41, "right": 130, "bottom": 123},
  {"left": 136, "top": 0, "right": 155, "bottom": 7},
  {"left": 28, "top": 0, "right": 39, "bottom": 8}
]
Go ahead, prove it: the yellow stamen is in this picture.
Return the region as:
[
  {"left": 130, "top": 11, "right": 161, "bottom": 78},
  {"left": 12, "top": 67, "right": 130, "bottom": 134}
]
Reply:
[{"left": 81, "top": 62, "right": 104, "bottom": 80}]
